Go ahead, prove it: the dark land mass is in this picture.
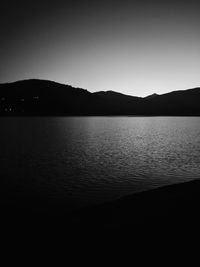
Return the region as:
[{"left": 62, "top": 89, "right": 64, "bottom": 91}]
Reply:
[
  {"left": 1, "top": 179, "right": 200, "bottom": 235},
  {"left": 1, "top": 79, "right": 200, "bottom": 115},
  {"left": 1, "top": 178, "right": 200, "bottom": 255},
  {"left": 69, "top": 179, "right": 200, "bottom": 230},
  {"left": 2, "top": 179, "right": 199, "bottom": 258}
]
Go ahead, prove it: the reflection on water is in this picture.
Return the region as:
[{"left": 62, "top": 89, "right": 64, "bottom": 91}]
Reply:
[{"left": 0, "top": 116, "right": 200, "bottom": 210}]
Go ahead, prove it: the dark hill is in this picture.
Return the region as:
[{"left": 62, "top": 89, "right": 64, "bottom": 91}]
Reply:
[
  {"left": 143, "top": 87, "right": 200, "bottom": 115},
  {"left": 0, "top": 79, "right": 200, "bottom": 115},
  {"left": 144, "top": 93, "right": 158, "bottom": 100},
  {"left": 94, "top": 90, "right": 143, "bottom": 115},
  {"left": 0, "top": 79, "right": 103, "bottom": 115}
]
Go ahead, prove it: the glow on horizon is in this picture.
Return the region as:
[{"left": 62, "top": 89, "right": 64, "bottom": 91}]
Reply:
[{"left": 1, "top": 0, "right": 200, "bottom": 97}]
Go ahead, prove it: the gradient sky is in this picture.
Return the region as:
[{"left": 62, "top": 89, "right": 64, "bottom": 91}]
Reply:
[{"left": 1, "top": 0, "right": 200, "bottom": 96}]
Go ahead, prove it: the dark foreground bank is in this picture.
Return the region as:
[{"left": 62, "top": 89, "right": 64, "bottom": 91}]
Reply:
[
  {"left": 69, "top": 178, "right": 200, "bottom": 229},
  {"left": 1, "top": 178, "right": 200, "bottom": 233},
  {"left": 1, "top": 179, "right": 200, "bottom": 260},
  {"left": 2, "top": 179, "right": 200, "bottom": 257}
]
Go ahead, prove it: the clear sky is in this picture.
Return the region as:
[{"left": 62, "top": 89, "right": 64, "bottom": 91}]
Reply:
[{"left": 1, "top": 0, "right": 200, "bottom": 96}]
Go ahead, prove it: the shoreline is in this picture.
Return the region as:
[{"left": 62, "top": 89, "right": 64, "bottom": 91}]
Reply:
[
  {"left": 1, "top": 178, "right": 200, "bottom": 221},
  {"left": 68, "top": 178, "right": 200, "bottom": 229},
  {"left": 1, "top": 178, "right": 200, "bottom": 240}
]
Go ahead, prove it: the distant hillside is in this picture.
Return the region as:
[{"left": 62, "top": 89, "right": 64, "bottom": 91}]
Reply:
[
  {"left": 143, "top": 88, "right": 200, "bottom": 115},
  {"left": 93, "top": 91, "right": 143, "bottom": 115},
  {"left": 0, "top": 79, "right": 103, "bottom": 115},
  {"left": 0, "top": 79, "right": 200, "bottom": 115},
  {"left": 144, "top": 93, "right": 158, "bottom": 100}
]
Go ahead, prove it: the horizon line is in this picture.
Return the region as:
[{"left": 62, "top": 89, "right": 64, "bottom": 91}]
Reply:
[{"left": 1, "top": 78, "right": 200, "bottom": 98}]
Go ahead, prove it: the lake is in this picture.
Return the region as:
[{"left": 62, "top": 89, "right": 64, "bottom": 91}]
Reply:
[{"left": 0, "top": 116, "right": 200, "bottom": 212}]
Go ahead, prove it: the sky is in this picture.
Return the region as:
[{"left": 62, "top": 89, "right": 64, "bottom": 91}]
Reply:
[{"left": 1, "top": 0, "right": 200, "bottom": 96}]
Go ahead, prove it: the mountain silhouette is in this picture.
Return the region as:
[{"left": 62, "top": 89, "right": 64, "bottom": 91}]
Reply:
[
  {"left": 144, "top": 93, "right": 158, "bottom": 100},
  {"left": 0, "top": 79, "right": 200, "bottom": 115},
  {"left": 143, "top": 88, "right": 200, "bottom": 115}
]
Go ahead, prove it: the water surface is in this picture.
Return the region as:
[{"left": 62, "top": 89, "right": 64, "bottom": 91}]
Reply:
[{"left": 0, "top": 116, "right": 200, "bottom": 211}]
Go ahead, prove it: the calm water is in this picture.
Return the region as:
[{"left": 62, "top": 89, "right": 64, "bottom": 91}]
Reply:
[{"left": 1, "top": 116, "right": 200, "bottom": 211}]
